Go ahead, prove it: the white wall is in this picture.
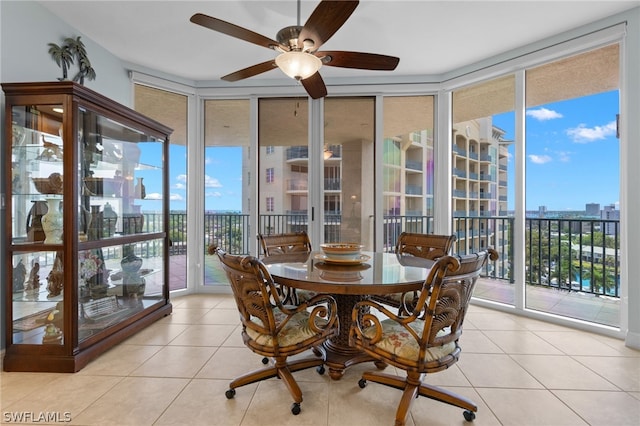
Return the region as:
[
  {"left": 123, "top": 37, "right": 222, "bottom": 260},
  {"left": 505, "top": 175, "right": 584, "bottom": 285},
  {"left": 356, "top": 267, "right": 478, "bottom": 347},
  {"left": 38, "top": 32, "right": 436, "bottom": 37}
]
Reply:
[{"left": 0, "top": 1, "right": 132, "bottom": 105}]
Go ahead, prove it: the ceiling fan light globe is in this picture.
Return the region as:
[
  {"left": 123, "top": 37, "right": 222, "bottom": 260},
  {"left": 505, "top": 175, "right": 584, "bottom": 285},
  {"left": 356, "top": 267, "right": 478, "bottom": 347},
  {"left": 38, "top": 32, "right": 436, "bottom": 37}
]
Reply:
[{"left": 276, "top": 51, "right": 322, "bottom": 80}]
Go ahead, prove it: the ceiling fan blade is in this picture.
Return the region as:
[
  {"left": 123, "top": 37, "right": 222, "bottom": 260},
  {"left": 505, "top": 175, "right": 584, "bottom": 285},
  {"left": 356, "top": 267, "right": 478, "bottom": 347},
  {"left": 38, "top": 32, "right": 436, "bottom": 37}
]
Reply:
[
  {"left": 301, "top": 72, "right": 327, "bottom": 99},
  {"left": 221, "top": 60, "right": 278, "bottom": 82},
  {"left": 318, "top": 51, "right": 400, "bottom": 71},
  {"left": 299, "top": 1, "right": 359, "bottom": 52},
  {"left": 190, "top": 13, "right": 285, "bottom": 51}
]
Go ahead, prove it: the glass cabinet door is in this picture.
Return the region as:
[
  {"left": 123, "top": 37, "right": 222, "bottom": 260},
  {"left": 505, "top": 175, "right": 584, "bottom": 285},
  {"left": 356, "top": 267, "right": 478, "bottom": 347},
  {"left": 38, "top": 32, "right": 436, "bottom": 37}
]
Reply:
[
  {"left": 78, "top": 106, "right": 165, "bottom": 241},
  {"left": 10, "top": 103, "right": 66, "bottom": 346},
  {"left": 76, "top": 107, "right": 165, "bottom": 346},
  {"left": 11, "top": 104, "right": 64, "bottom": 246}
]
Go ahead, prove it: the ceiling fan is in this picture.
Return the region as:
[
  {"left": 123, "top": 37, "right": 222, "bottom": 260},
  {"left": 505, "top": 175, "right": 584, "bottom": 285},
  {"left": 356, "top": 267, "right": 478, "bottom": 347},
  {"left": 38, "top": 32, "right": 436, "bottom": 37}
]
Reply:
[{"left": 190, "top": 0, "right": 399, "bottom": 99}]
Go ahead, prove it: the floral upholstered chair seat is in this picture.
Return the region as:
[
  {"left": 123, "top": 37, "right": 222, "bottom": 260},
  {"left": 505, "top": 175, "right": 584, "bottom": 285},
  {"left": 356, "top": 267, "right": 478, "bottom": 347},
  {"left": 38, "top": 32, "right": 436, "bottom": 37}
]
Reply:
[
  {"left": 248, "top": 307, "right": 330, "bottom": 347},
  {"left": 362, "top": 321, "right": 454, "bottom": 362}
]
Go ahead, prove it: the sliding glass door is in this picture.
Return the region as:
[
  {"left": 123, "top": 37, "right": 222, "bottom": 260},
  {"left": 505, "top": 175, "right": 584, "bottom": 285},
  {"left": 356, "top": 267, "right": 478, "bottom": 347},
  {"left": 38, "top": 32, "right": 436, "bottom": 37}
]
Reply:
[
  {"left": 133, "top": 84, "right": 188, "bottom": 292},
  {"left": 203, "top": 99, "right": 251, "bottom": 286},
  {"left": 382, "top": 96, "right": 435, "bottom": 251},
  {"left": 452, "top": 75, "right": 516, "bottom": 305},
  {"left": 257, "top": 98, "right": 310, "bottom": 239},
  {"left": 323, "top": 97, "right": 375, "bottom": 249}
]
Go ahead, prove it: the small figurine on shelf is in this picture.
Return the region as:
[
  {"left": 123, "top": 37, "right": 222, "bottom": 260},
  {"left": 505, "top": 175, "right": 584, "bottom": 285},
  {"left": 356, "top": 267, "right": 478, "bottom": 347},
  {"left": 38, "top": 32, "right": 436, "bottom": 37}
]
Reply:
[
  {"left": 25, "top": 261, "right": 41, "bottom": 297},
  {"left": 121, "top": 245, "right": 145, "bottom": 297},
  {"left": 46, "top": 253, "right": 64, "bottom": 298},
  {"left": 102, "top": 202, "right": 118, "bottom": 237},
  {"left": 42, "top": 308, "right": 63, "bottom": 344},
  {"left": 79, "top": 249, "right": 109, "bottom": 299},
  {"left": 12, "top": 259, "right": 27, "bottom": 293}
]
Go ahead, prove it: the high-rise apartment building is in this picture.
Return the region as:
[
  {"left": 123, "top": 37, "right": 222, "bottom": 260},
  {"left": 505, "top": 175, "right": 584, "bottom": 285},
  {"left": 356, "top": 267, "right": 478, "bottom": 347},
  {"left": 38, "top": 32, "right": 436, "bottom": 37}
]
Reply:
[
  {"left": 586, "top": 203, "right": 601, "bottom": 216},
  {"left": 257, "top": 117, "right": 509, "bottom": 253}
]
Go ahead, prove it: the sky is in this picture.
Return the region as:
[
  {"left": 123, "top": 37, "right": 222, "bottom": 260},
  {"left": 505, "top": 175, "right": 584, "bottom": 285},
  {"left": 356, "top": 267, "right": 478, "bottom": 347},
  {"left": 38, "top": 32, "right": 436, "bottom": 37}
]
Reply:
[
  {"left": 494, "top": 90, "right": 619, "bottom": 211},
  {"left": 144, "top": 90, "right": 619, "bottom": 214}
]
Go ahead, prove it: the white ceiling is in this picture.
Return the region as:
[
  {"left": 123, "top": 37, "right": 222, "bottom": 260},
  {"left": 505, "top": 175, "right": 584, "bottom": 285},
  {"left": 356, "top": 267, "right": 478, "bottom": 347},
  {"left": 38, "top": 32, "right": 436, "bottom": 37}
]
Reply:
[{"left": 39, "top": 1, "right": 639, "bottom": 84}]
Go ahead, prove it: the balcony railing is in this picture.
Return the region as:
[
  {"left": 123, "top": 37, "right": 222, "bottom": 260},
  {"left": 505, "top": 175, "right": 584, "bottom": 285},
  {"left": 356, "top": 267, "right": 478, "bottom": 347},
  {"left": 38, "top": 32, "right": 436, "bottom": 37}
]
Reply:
[{"left": 188, "top": 212, "right": 620, "bottom": 298}]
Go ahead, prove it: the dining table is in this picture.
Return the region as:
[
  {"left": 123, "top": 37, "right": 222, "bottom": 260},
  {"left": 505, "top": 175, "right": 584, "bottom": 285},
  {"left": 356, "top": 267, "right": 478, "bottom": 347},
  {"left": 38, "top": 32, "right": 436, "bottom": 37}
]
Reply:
[{"left": 262, "top": 251, "right": 435, "bottom": 380}]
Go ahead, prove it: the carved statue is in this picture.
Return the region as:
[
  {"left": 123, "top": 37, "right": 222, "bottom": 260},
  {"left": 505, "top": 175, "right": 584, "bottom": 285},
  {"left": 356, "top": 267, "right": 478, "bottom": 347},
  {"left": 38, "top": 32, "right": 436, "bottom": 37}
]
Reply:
[
  {"left": 13, "top": 259, "right": 27, "bottom": 292},
  {"left": 25, "top": 262, "right": 41, "bottom": 293},
  {"left": 47, "top": 254, "right": 64, "bottom": 298}
]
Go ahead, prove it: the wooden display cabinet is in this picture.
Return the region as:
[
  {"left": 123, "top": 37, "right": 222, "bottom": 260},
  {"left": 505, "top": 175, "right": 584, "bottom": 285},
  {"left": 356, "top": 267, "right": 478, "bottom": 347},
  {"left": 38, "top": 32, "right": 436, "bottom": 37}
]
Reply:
[{"left": 3, "top": 81, "right": 173, "bottom": 372}]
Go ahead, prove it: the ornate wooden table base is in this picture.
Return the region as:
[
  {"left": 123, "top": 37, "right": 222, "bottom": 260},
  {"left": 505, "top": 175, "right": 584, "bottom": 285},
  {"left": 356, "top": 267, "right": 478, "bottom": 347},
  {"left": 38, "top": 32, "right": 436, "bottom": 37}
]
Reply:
[{"left": 320, "top": 294, "right": 387, "bottom": 380}]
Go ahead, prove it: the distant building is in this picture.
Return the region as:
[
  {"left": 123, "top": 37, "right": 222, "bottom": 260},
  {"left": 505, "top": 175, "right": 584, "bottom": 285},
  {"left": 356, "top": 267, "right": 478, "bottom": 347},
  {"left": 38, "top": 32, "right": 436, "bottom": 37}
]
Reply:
[
  {"left": 601, "top": 204, "right": 620, "bottom": 235},
  {"left": 538, "top": 206, "right": 548, "bottom": 217},
  {"left": 586, "top": 203, "right": 600, "bottom": 216}
]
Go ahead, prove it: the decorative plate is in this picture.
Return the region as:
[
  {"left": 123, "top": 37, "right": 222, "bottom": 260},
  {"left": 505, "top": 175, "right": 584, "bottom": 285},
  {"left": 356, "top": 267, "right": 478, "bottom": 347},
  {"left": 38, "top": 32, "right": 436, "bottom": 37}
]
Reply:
[{"left": 313, "top": 253, "right": 371, "bottom": 265}]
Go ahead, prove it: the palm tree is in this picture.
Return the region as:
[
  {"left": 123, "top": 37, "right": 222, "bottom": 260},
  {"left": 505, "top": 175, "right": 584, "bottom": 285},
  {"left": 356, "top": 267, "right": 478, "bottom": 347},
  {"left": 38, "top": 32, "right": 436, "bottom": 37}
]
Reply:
[
  {"left": 48, "top": 42, "right": 73, "bottom": 80},
  {"left": 64, "top": 36, "right": 96, "bottom": 84}
]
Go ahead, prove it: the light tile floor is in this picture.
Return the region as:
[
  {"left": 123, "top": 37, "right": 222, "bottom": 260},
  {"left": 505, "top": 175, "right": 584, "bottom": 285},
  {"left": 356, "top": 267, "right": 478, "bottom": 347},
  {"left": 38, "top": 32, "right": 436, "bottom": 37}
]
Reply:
[{"left": 2, "top": 293, "right": 639, "bottom": 426}]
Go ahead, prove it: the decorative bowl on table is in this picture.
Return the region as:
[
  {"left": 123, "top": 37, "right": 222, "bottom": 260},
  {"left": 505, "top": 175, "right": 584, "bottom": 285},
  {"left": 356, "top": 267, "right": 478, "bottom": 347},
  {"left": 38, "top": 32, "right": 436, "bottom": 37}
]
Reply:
[
  {"left": 32, "top": 173, "right": 63, "bottom": 194},
  {"left": 83, "top": 177, "right": 123, "bottom": 197},
  {"left": 319, "top": 243, "right": 364, "bottom": 261}
]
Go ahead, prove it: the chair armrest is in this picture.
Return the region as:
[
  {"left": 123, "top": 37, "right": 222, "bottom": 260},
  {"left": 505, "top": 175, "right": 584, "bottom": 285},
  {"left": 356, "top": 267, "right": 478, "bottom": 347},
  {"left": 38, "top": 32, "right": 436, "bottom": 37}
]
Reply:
[
  {"left": 277, "top": 293, "right": 338, "bottom": 334},
  {"left": 350, "top": 298, "right": 422, "bottom": 346}
]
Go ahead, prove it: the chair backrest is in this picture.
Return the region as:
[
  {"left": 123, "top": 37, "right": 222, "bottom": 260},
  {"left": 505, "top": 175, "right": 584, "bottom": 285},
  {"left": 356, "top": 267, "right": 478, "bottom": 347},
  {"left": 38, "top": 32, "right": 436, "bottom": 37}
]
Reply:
[
  {"left": 258, "top": 232, "right": 312, "bottom": 257},
  {"left": 395, "top": 232, "right": 456, "bottom": 260},
  {"left": 214, "top": 247, "right": 280, "bottom": 338},
  {"left": 418, "top": 248, "right": 499, "bottom": 363}
]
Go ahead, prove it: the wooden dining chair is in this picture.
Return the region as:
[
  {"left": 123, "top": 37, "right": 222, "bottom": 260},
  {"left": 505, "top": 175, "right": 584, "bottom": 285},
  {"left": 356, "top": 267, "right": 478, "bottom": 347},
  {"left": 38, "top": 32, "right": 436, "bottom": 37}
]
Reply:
[
  {"left": 210, "top": 246, "right": 338, "bottom": 415},
  {"left": 372, "top": 232, "right": 457, "bottom": 315},
  {"left": 257, "top": 231, "right": 316, "bottom": 305},
  {"left": 350, "top": 248, "right": 498, "bottom": 425},
  {"left": 258, "top": 231, "right": 312, "bottom": 256}
]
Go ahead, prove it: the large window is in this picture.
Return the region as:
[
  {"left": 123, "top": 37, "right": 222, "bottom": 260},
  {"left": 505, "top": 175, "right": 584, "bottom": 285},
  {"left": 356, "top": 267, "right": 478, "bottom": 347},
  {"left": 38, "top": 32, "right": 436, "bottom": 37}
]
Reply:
[
  {"left": 203, "top": 99, "right": 251, "bottom": 286},
  {"left": 133, "top": 85, "right": 188, "bottom": 291},
  {"left": 452, "top": 76, "right": 515, "bottom": 305},
  {"left": 382, "top": 96, "right": 435, "bottom": 249},
  {"left": 524, "top": 44, "right": 620, "bottom": 326},
  {"left": 324, "top": 97, "right": 375, "bottom": 248},
  {"left": 258, "top": 98, "right": 309, "bottom": 237}
]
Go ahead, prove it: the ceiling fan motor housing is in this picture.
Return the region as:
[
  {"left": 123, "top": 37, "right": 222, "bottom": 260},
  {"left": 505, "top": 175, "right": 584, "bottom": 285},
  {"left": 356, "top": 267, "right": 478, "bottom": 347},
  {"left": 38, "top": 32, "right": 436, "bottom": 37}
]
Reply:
[{"left": 276, "top": 26, "right": 307, "bottom": 51}]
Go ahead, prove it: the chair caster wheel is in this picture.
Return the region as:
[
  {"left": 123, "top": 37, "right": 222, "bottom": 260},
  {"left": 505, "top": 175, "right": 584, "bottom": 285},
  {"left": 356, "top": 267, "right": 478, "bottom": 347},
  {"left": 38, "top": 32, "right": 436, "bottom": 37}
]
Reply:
[
  {"left": 358, "top": 378, "right": 367, "bottom": 388},
  {"left": 261, "top": 357, "right": 269, "bottom": 364},
  {"left": 463, "top": 410, "right": 476, "bottom": 421},
  {"left": 225, "top": 389, "right": 236, "bottom": 399},
  {"left": 291, "top": 403, "right": 301, "bottom": 415},
  {"left": 316, "top": 365, "right": 325, "bottom": 375}
]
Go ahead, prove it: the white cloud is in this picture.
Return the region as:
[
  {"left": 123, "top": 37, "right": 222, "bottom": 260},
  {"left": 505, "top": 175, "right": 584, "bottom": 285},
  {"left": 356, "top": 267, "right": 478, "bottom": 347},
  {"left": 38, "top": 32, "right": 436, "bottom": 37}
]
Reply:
[
  {"left": 172, "top": 182, "right": 186, "bottom": 190},
  {"left": 206, "top": 191, "right": 222, "bottom": 198},
  {"left": 145, "top": 192, "right": 162, "bottom": 200},
  {"left": 526, "top": 108, "right": 563, "bottom": 121},
  {"left": 204, "top": 175, "right": 223, "bottom": 188},
  {"left": 529, "top": 154, "right": 552, "bottom": 164},
  {"left": 566, "top": 121, "right": 617, "bottom": 143},
  {"left": 176, "top": 174, "right": 187, "bottom": 182},
  {"left": 169, "top": 193, "right": 183, "bottom": 201}
]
